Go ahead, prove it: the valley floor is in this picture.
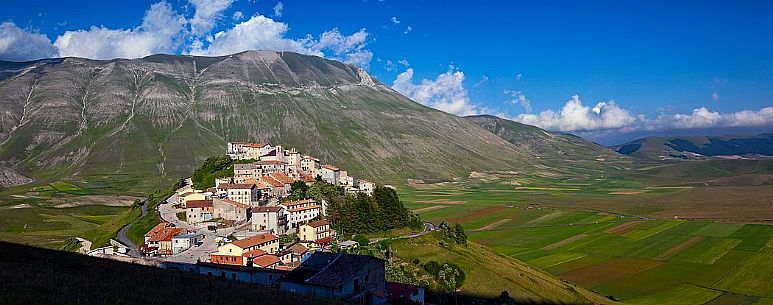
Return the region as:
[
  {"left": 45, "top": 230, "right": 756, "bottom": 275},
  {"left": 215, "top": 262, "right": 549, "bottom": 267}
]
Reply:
[{"left": 399, "top": 174, "right": 773, "bottom": 304}]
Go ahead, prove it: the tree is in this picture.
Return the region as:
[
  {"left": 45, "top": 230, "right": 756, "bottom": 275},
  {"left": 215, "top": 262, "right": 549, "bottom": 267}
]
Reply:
[{"left": 286, "top": 181, "right": 309, "bottom": 201}]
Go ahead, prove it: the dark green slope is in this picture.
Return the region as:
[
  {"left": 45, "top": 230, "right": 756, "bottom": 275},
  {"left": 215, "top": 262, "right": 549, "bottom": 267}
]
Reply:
[
  {"left": 0, "top": 51, "right": 537, "bottom": 190},
  {"left": 614, "top": 133, "right": 773, "bottom": 161}
]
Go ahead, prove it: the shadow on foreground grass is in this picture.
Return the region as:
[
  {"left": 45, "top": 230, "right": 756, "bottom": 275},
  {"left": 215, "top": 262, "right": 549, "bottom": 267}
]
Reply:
[{"left": 0, "top": 241, "right": 343, "bottom": 305}]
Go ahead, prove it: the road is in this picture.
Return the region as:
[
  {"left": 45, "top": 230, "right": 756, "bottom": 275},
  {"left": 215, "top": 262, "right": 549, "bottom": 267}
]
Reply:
[
  {"left": 116, "top": 199, "right": 148, "bottom": 257},
  {"left": 158, "top": 193, "right": 250, "bottom": 264},
  {"left": 368, "top": 222, "right": 436, "bottom": 245}
]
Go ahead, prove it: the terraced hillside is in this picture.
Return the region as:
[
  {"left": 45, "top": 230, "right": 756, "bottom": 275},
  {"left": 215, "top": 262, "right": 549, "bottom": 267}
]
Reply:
[{"left": 0, "top": 51, "right": 538, "bottom": 190}]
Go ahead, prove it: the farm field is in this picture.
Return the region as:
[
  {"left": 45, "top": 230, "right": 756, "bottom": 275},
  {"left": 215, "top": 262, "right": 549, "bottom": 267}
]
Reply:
[
  {"left": 399, "top": 173, "right": 773, "bottom": 304},
  {"left": 0, "top": 181, "right": 139, "bottom": 249}
]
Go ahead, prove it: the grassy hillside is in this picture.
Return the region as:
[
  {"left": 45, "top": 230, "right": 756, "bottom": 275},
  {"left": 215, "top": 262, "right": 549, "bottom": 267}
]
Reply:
[
  {"left": 0, "top": 51, "right": 538, "bottom": 192},
  {"left": 0, "top": 241, "right": 345, "bottom": 305},
  {"left": 614, "top": 133, "right": 773, "bottom": 160},
  {"left": 388, "top": 232, "right": 615, "bottom": 304},
  {"left": 465, "top": 114, "right": 633, "bottom": 179}
]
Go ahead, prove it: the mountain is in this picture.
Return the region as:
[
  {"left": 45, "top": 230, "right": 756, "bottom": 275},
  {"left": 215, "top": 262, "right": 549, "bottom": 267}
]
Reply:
[
  {"left": 0, "top": 51, "right": 539, "bottom": 190},
  {"left": 465, "top": 114, "right": 631, "bottom": 176},
  {"left": 613, "top": 133, "right": 773, "bottom": 161}
]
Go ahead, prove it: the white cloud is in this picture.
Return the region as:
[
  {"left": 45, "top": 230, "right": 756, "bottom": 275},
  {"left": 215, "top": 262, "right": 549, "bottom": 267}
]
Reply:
[
  {"left": 514, "top": 95, "right": 636, "bottom": 132},
  {"left": 473, "top": 75, "right": 489, "bottom": 87},
  {"left": 392, "top": 67, "right": 481, "bottom": 116},
  {"left": 0, "top": 21, "right": 58, "bottom": 61},
  {"left": 515, "top": 73, "right": 522, "bottom": 80},
  {"left": 314, "top": 27, "right": 372, "bottom": 67},
  {"left": 273, "top": 2, "right": 284, "bottom": 17},
  {"left": 711, "top": 78, "right": 725, "bottom": 101},
  {"left": 398, "top": 59, "right": 409, "bottom": 67},
  {"left": 54, "top": 2, "right": 186, "bottom": 59},
  {"left": 188, "top": 14, "right": 314, "bottom": 56},
  {"left": 671, "top": 106, "right": 773, "bottom": 129},
  {"left": 189, "top": 0, "right": 234, "bottom": 36},
  {"left": 390, "top": 17, "right": 400, "bottom": 25},
  {"left": 404, "top": 26, "right": 412, "bottom": 34},
  {"left": 505, "top": 90, "right": 530, "bottom": 113},
  {"left": 232, "top": 11, "right": 244, "bottom": 21},
  {"left": 187, "top": 15, "right": 373, "bottom": 67}
]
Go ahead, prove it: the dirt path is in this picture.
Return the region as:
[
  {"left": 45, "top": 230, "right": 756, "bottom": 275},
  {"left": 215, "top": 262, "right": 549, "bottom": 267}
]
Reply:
[
  {"left": 412, "top": 205, "right": 449, "bottom": 213},
  {"left": 655, "top": 236, "right": 704, "bottom": 261},
  {"left": 604, "top": 221, "right": 643, "bottom": 234},
  {"left": 474, "top": 219, "right": 511, "bottom": 231},
  {"left": 542, "top": 234, "right": 588, "bottom": 250}
]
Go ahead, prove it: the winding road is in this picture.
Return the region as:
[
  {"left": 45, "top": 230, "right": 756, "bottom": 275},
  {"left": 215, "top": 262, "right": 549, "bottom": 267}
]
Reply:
[{"left": 116, "top": 200, "right": 148, "bottom": 257}]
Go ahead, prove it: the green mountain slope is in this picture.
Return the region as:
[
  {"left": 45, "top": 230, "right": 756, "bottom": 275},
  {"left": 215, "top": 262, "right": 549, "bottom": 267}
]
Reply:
[
  {"left": 614, "top": 134, "right": 773, "bottom": 161},
  {"left": 465, "top": 114, "right": 632, "bottom": 178},
  {"left": 0, "top": 51, "right": 538, "bottom": 190}
]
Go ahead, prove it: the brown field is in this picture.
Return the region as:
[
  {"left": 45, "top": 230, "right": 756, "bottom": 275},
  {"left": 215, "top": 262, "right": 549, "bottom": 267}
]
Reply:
[
  {"left": 605, "top": 221, "right": 644, "bottom": 234},
  {"left": 540, "top": 186, "right": 773, "bottom": 223},
  {"left": 559, "top": 258, "right": 662, "bottom": 287},
  {"left": 416, "top": 199, "right": 467, "bottom": 205},
  {"left": 542, "top": 234, "right": 589, "bottom": 250},
  {"left": 654, "top": 236, "right": 705, "bottom": 261},
  {"left": 412, "top": 205, "right": 449, "bottom": 213},
  {"left": 473, "top": 219, "right": 511, "bottom": 231},
  {"left": 450, "top": 206, "right": 505, "bottom": 222},
  {"left": 49, "top": 195, "right": 142, "bottom": 208}
]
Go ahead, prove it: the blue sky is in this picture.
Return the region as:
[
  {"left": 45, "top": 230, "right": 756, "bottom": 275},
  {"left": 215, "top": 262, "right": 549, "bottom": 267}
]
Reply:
[{"left": 2, "top": 0, "right": 772, "bottom": 144}]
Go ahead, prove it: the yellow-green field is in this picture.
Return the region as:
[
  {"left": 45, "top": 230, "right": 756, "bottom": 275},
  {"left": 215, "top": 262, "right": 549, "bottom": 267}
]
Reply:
[{"left": 399, "top": 174, "right": 773, "bottom": 304}]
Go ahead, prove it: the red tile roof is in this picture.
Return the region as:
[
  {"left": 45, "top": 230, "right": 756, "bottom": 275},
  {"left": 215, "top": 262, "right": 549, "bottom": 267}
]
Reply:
[
  {"left": 148, "top": 227, "right": 184, "bottom": 242},
  {"left": 145, "top": 222, "right": 172, "bottom": 237},
  {"left": 186, "top": 200, "right": 213, "bottom": 208},
  {"left": 235, "top": 142, "right": 269, "bottom": 148},
  {"left": 314, "top": 236, "right": 335, "bottom": 245},
  {"left": 254, "top": 160, "right": 285, "bottom": 165},
  {"left": 306, "top": 220, "right": 329, "bottom": 228},
  {"left": 322, "top": 165, "right": 339, "bottom": 171},
  {"left": 217, "top": 198, "right": 249, "bottom": 209},
  {"left": 242, "top": 249, "right": 267, "bottom": 258},
  {"left": 261, "top": 175, "right": 285, "bottom": 187},
  {"left": 251, "top": 255, "right": 281, "bottom": 268},
  {"left": 282, "top": 199, "right": 316, "bottom": 207},
  {"left": 300, "top": 174, "right": 316, "bottom": 183},
  {"left": 254, "top": 206, "right": 283, "bottom": 213},
  {"left": 269, "top": 172, "right": 295, "bottom": 184},
  {"left": 231, "top": 233, "right": 279, "bottom": 249},
  {"left": 218, "top": 183, "right": 256, "bottom": 190}
]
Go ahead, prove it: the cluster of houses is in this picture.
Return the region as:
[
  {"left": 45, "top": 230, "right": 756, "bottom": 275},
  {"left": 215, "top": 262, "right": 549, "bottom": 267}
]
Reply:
[
  {"left": 227, "top": 142, "right": 375, "bottom": 196},
  {"left": 143, "top": 222, "right": 203, "bottom": 256},
  {"left": 137, "top": 142, "right": 426, "bottom": 304}
]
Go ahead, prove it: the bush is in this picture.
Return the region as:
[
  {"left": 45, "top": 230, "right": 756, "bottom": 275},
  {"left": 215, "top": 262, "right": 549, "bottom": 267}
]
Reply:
[
  {"left": 439, "top": 221, "right": 467, "bottom": 244},
  {"left": 354, "top": 234, "right": 370, "bottom": 247}
]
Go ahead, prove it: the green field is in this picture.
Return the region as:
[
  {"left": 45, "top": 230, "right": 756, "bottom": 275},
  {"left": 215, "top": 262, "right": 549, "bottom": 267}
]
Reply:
[
  {"left": 399, "top": 174, "right": 773, "bottom": 304},
  {"left": 0, "top": 181, "right": 140, "bottom": 249}
]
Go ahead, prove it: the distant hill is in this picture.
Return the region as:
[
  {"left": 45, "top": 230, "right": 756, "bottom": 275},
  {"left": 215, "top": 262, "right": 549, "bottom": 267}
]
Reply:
[
  {"left": 465, "top": 114, "right": 631, "bottom": 177},
  {"left": 0, "top": 51, "right": 539, "bottom": 190},
  {"left": 612, "top": 133, "right": 773, "bottom": 161}
]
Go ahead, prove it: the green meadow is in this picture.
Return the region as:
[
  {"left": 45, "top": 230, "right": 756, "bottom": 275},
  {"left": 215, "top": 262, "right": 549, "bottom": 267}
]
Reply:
[
  {"left": 399, "top": 174, "right": 773, "bottom": 304},
  {"left": 0, "top": 181, "right": 136, "bottom": 249}
]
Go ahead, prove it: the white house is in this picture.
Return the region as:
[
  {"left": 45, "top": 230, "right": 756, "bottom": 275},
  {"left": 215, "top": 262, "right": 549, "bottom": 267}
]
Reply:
[{"left": 252, "top": 206, "right": 287, "bottom": 234}]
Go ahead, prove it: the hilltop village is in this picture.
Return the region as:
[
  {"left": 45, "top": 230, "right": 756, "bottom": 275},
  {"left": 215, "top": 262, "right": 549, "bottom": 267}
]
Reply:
[{"left": 136, "top": 142, "right": 425, "bottom": 305}]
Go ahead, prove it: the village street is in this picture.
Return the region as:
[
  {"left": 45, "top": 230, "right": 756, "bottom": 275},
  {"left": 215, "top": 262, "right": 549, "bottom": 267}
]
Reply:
[{"left": 158, "top": 193, "right": 250, "bottom": 264}]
